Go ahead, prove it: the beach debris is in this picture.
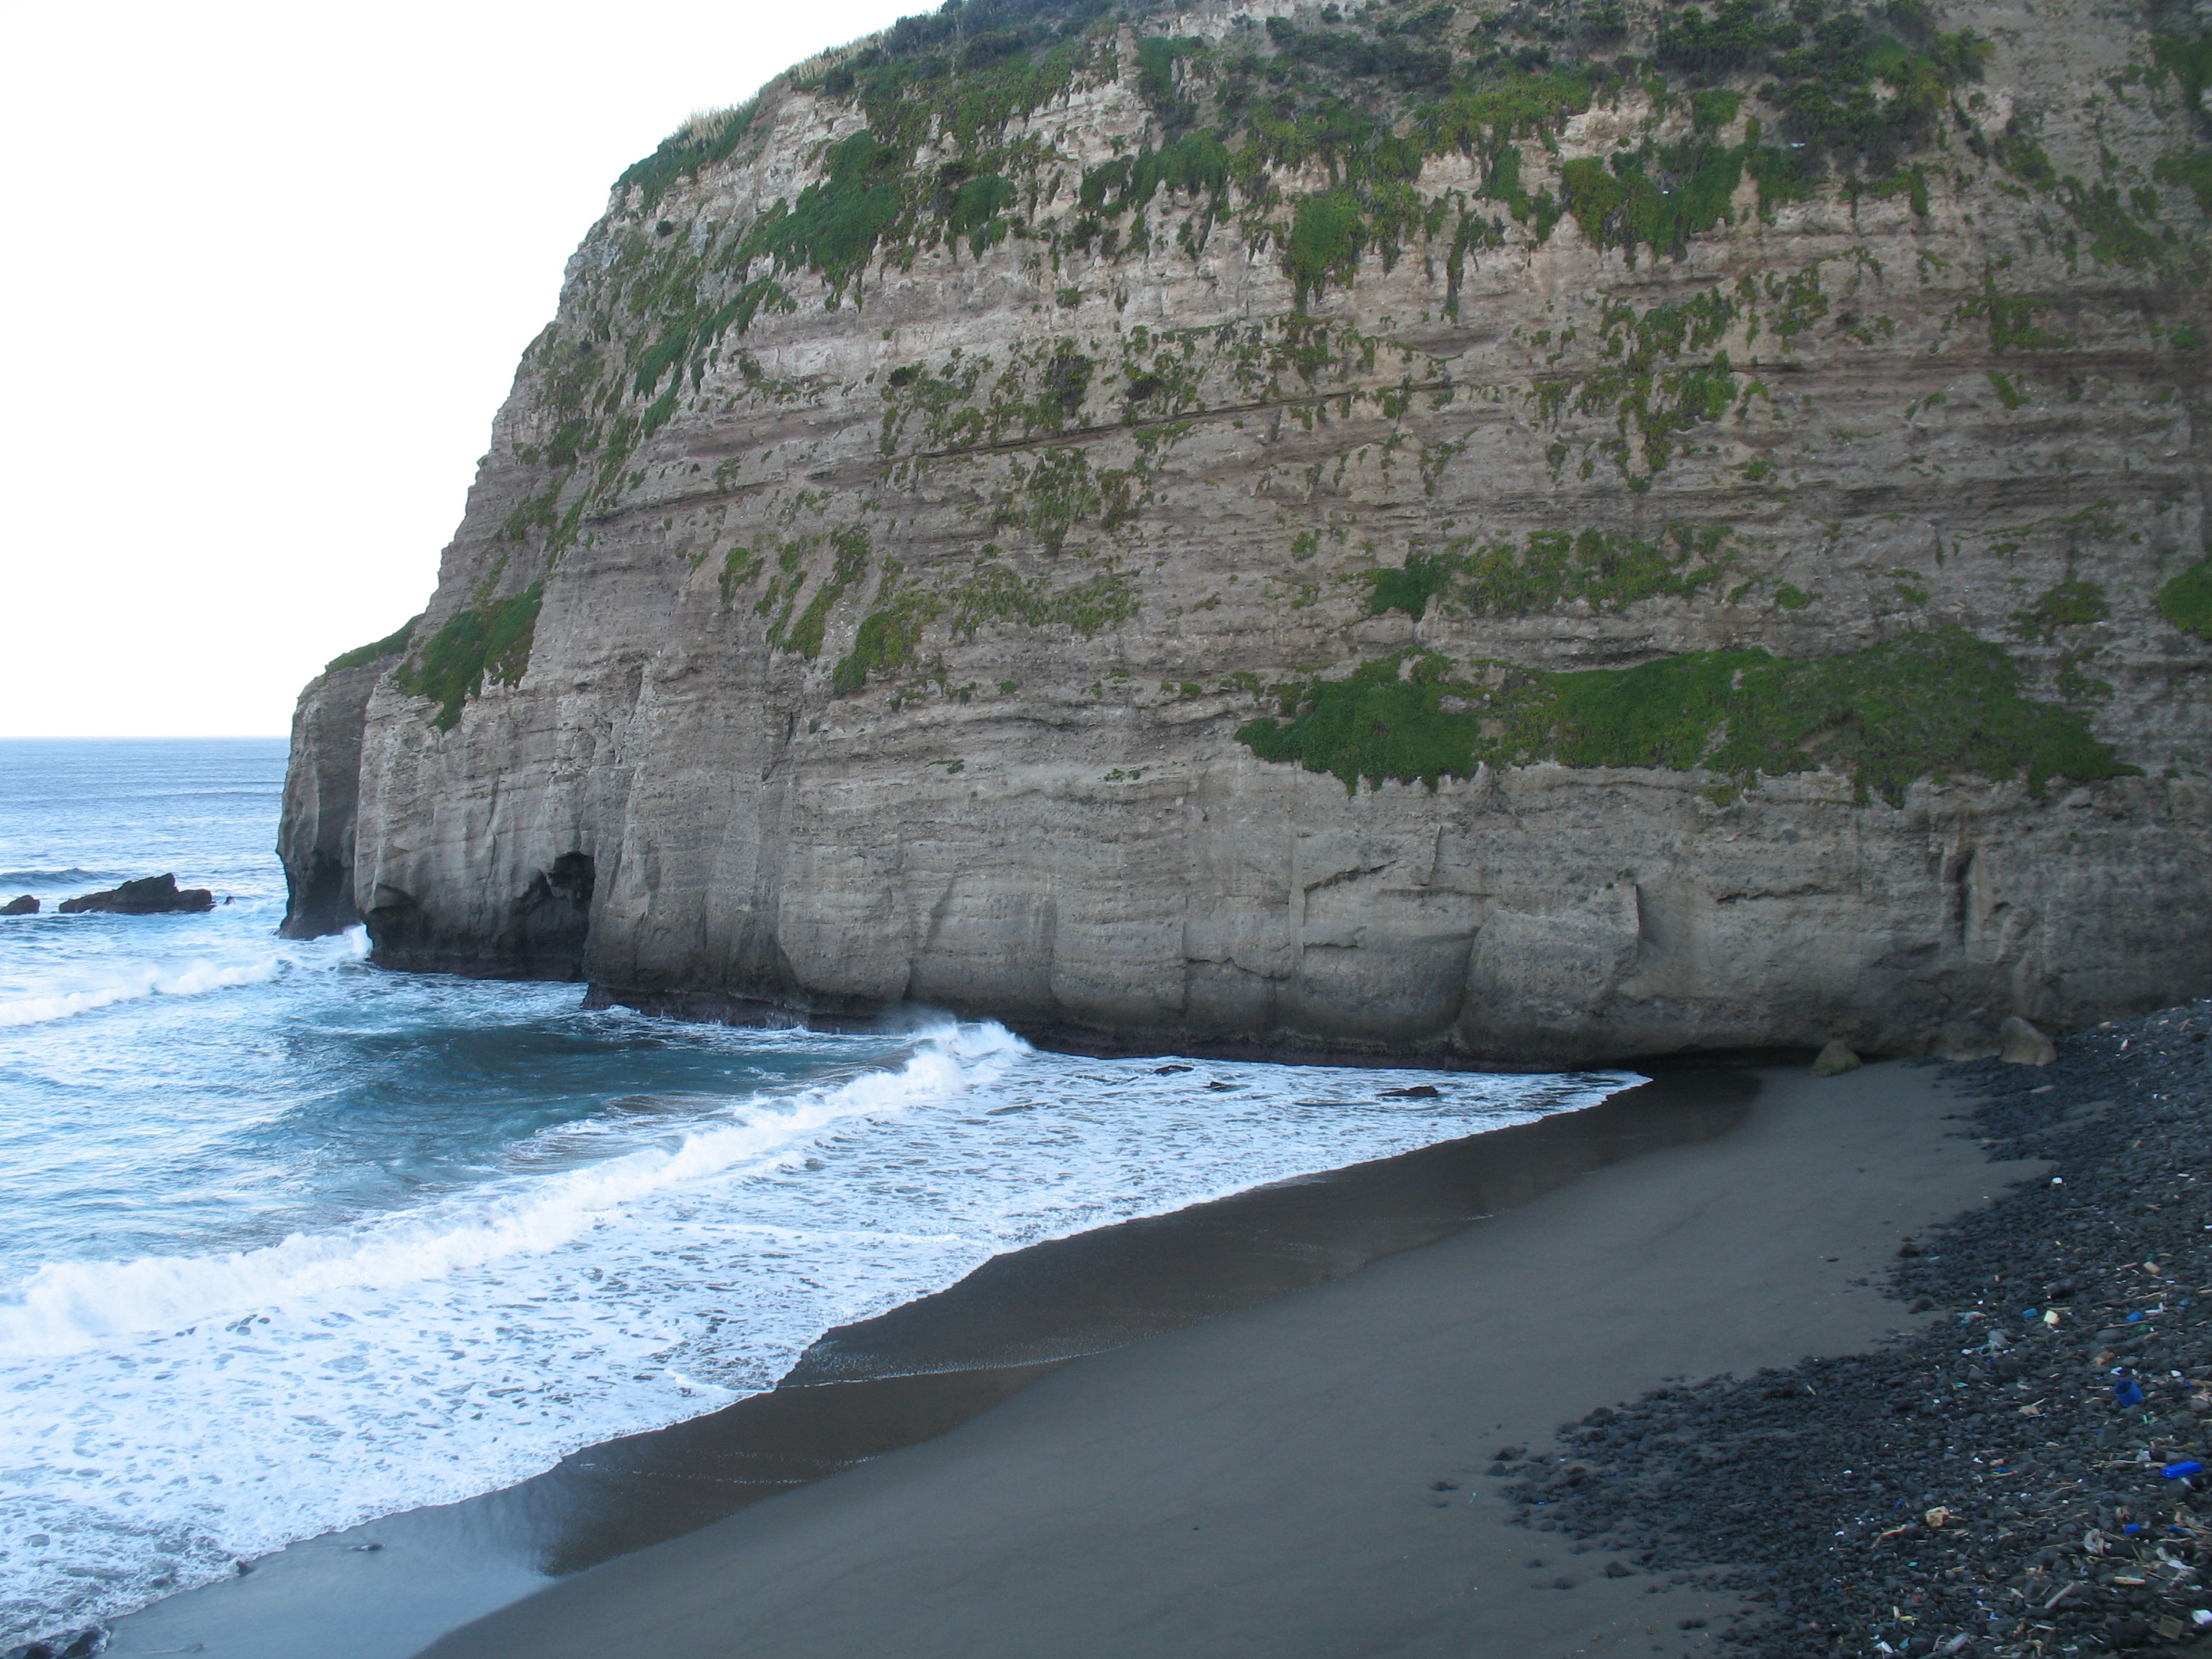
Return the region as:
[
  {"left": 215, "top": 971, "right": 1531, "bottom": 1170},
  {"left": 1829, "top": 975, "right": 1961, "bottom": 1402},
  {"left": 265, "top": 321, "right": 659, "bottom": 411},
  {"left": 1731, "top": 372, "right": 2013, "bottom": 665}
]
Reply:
[
  {"left": 1, "top": 894, "right": 36, "bottom": 915},
  {"left": 1812, "top": 1040, "right": 1863, "bottom": 1076},
  {"left": 1491, "top": 1000, "right": 2212, "bottom": 1658},
  {"left": 1380, "top": 1084, "right": 1441, "bottom": 1100},
  {"left": 2000, "top": 1015, "right": 2058, "bottom": 1066},
  {"left": 1153, "top": 1064, "right": 1191, "bottom": 1075}
]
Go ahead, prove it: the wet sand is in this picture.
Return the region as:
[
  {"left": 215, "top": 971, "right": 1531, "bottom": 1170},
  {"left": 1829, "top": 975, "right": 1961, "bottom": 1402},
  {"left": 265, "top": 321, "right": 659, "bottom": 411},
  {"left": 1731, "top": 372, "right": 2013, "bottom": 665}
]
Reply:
[
  {"left": 398, "top": 1058, "right": 2033, "bottom": 1659},
  {"left": 107, "top": 1064, "right": 1749, "bottom": 1659}
]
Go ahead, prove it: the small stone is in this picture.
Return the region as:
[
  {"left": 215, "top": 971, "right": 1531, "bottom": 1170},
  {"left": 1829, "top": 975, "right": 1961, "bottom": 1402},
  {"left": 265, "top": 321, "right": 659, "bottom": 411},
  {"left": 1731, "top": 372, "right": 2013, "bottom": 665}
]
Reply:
[
  {"left": 1605, "top": 1559, "right": 1635, "bottom": 1577},
  {"left": 1812, "top": 1040, "right": 1863, "bottom": 1076},
  {"left": 2000, "top": 1015, "right": 2057, "bottom": 1066}
]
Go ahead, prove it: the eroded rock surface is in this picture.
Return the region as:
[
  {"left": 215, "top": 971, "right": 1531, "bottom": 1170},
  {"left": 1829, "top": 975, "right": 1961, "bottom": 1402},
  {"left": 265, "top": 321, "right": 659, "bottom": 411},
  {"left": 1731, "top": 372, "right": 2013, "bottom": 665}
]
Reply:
[{"left": 282, "top": 0, "right": 2212, "bottom": 1063}]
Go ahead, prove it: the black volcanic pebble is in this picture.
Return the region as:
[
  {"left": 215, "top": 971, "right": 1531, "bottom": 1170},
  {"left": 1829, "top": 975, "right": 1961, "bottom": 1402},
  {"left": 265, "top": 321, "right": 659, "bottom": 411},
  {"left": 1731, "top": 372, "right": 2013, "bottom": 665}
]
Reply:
[{"left": 1498, "top": 1000, "right": 2212, "bottom": 1658}]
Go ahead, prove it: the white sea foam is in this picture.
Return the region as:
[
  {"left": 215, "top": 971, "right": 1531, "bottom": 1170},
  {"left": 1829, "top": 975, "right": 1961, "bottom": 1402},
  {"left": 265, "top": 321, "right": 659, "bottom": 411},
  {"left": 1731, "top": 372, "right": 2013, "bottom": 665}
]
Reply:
[
  {"left": 0, "top": 1013, "right": 1635, "bottom": 1645},
  {"left": 0, "top": 1019, "right": 1018, "bottom": 1357},
  {"left": 0, "top": 926, "right": 367, "bottom": 1028}
]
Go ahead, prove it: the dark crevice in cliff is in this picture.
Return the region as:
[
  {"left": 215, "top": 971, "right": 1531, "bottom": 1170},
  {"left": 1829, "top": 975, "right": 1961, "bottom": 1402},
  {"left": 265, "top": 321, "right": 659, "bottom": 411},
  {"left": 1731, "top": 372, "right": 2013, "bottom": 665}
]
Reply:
[
  {"left": 280, "top": 848, "right": 361, "bottom": 940},
  {"left": 362, "top": 855, "right": 598, "bottom": 982}
]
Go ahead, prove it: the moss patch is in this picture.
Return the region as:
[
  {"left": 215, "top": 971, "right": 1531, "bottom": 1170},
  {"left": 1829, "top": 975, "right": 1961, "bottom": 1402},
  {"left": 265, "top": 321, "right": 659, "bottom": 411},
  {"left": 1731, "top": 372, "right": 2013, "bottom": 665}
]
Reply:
[
  {"left": 1363, "top": 524, "right": 1736, "bottom": 619},
  {"left": 2157, "top": 558, "right": 2212, "bottom": 642},
  {"left": 2157, "top": 150, "right": 2212, "bottom": 215},
  {"left": 833, "top": 586, "right": 942, "bottom": 696},
  {"left": 394, "top": 586, "right": 544, "bottom": 731},
  {"left": 1238, "top": 629, "right": 2133, "bottom": 802},
  {"left": 948, "top": 565, "right": 1138, "bottom": 638},
  {"left": 2011, "top": 578, "right": 2110, "bottom": 643}
]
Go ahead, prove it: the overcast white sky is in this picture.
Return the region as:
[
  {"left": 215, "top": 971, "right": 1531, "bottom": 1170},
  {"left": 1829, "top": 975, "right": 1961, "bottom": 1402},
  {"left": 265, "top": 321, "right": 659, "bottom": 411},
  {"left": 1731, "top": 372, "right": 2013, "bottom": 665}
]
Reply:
[{"left": 0, "top": 0, "right": 922, "bottom": 737}]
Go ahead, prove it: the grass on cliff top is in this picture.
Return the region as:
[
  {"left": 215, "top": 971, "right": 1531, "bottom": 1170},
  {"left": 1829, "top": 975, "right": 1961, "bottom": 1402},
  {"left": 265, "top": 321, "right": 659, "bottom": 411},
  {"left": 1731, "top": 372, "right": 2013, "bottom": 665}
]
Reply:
[
  {"left": 616, "top": 104, "right": 761, "bottom": 213},
  {"left": 325, "top": 616, "right": 420, "bottom": 675},
  {"left": 394, "top": 585, "right": 543, "bottom": 731},
  {"left": 605, "top": 0, "right": 1987, "bottom": 326},
  {"left": 1237, "top": 630, "right": 2134, "bottom": 803}
]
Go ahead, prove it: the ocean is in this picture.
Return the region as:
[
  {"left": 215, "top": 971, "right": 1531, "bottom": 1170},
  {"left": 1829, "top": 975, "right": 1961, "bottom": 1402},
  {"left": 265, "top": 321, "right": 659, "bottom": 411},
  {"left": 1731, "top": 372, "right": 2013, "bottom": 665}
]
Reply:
[{"left": 0, "top": 737, "right": 1637, "bottom": 1646}]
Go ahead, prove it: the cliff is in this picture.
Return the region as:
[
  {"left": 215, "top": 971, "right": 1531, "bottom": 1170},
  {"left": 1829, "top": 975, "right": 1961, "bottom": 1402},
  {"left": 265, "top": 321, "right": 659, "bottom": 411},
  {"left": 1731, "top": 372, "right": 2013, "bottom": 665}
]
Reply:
[{"left": 281, "top": 0, "right": 2212, "bottom": 1064}]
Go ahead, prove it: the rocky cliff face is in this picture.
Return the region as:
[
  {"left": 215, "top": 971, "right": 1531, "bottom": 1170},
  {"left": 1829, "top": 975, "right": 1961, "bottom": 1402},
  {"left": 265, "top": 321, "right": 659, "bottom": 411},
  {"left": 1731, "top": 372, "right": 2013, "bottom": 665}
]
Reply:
[{"left": 282, "top": 0, "right": 2212, "bottom": 1064}]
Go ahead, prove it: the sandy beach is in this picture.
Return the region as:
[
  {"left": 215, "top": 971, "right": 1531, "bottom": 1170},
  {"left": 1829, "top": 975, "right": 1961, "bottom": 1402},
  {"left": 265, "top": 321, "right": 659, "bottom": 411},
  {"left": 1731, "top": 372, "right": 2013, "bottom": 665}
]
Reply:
[
  {"left": 100, "top": 1062, "right": 1738, "bottom": 1658},
  {"left": 395, "top": 1056, "right": 2029, "bottom": 1659}
]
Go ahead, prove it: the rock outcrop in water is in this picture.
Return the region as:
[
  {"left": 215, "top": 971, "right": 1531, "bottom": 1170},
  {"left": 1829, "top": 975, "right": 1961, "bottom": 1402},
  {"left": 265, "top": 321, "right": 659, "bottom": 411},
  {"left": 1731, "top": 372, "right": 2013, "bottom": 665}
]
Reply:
[
  {"left": 61, "top": 875, "right": 215, "bottom": 916},
  {"left": 281, "top": 0, "right": 2212, "bottom": 1063}
]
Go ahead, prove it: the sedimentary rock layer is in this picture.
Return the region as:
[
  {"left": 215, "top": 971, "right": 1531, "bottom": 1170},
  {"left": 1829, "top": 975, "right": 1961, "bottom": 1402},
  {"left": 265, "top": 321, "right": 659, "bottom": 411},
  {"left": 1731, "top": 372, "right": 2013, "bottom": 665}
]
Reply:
[{"left": 282, "top": 0, "right": 2212, "bottom": 1063}]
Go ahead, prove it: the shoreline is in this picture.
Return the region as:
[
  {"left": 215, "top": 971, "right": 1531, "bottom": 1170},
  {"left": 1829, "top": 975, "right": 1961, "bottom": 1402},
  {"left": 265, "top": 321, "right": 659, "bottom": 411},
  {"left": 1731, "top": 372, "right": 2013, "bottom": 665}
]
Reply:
[
  {"left": 383, "top": 1052, "right": 2026, "bottom": 1659},
  {"left": 102, "top": 1064, "right": 1747, "bottom": 1659},
  {"left": 581, "top": 981, "right": 1830, "bottom": 1074}
]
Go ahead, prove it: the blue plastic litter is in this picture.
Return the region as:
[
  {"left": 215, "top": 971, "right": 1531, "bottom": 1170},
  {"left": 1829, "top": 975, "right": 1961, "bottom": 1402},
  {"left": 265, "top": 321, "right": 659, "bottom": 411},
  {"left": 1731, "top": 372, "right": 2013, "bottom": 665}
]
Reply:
[
  {"left": 2128, "top": 1311, "right": 2148, "bottom": 1323},
  {"left": 2162, "top": 1461, "right": 2205, "bottom": 1480},
  {"left": 2114, "top": 1380, "right": 2146, "bottom": 1407},
  {"left": 2126, "top": 1523, "right": 2145, "bottom": 1535},
  {"left": 2023, "top": 1308, "right": 2039, "bottom": 1320}
]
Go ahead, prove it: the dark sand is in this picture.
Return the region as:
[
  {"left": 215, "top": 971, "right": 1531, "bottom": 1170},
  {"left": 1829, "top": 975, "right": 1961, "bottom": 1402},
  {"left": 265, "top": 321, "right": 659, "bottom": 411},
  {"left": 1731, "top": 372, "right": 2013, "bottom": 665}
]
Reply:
[
  {"left": 408, "top": 1059, "right": 2037, "bottom": 1659},
  {"left": 104, "top": 1064, "right": 1746, "bottom": 1659}
]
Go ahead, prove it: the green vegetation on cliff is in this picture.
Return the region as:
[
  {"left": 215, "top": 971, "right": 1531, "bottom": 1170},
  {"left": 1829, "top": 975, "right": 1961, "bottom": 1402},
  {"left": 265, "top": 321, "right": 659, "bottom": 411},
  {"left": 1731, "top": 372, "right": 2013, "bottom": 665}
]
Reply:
[
  {"left": 395, "top": 587, "right": 544, "bottom": 731},
  {"left": 493, "top": 0, "right": 2098, "bottom": 575},
  {"left": 1238, "top": 629, "right": 2132, "bottom": 802},
  {"left": 2159, "top": 558, "right": 2212, "bottom": 642},
  {"left": 1363, "top": 523, "right": 1736, "bottom": 619},
  {"left": 324, "top": 616, "right": 420, "bottom": 674}
]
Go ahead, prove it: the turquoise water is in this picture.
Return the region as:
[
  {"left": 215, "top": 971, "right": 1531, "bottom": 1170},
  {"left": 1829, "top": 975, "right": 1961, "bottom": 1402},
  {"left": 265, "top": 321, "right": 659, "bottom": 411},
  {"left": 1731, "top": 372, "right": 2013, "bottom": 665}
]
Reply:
[{"left": 0, "top": 739, "right": 1636, "bottom": 1646}]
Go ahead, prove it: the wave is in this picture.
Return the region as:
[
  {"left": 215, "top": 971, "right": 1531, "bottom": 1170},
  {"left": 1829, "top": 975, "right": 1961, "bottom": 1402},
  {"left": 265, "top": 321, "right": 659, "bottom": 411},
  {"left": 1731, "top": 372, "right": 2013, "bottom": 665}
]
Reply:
[
  {"left": 0, "top": 927, "right": 370, "bottom": 1029},
  {"left": 0, "top": 1020, "right": 1025, "bottom": 1358},
  {"left": 0, "top": 868, "right": 117, "bottom": 887}
]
